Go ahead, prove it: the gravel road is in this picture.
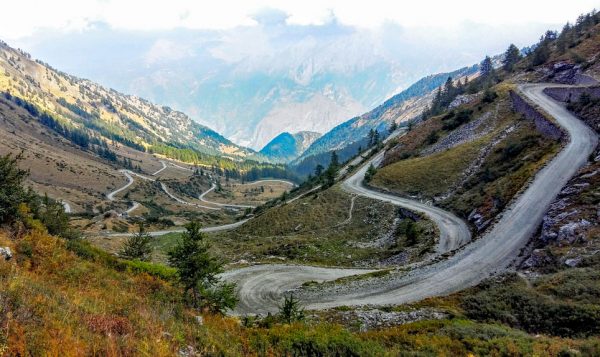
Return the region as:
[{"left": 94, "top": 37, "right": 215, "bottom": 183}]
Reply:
[{"left": 222, "top": 84, "right": 598, "bottom": 315}]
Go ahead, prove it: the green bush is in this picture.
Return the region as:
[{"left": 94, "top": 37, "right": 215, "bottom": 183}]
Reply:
[{"left": 462, "top": 275, "right": 600, "bottom": 337}]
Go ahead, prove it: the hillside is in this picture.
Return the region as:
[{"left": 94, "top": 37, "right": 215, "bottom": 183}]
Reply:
[
  {"left": 0, "top": 149, "right": 595, "bottom": 357},
  {"left": 2, "top": 8, "right": 600, "bottom": 356},
  {"left": 259, "top": 131, "right": 321, "bottom": 163},
  {"left": 291, "top": 65, "right": 479, "bottom": 176},
  {"left": 0, "top": 40, "right": 257, "bottom": 161}
]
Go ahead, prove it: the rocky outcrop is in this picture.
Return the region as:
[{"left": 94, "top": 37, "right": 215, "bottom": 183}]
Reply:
[
  {"left": 522, "top": 156, "right": 599, "bottom": 270},
  {"left": 509, "top": 91, "right": 564, "bottom": 140},
  {"left": 448, "top": 93, "right": 481, "bottom": 109},
  {"left": 333, "top": 308, "right": 447, "bottom": 331},
  {"left": 421, "top": 111, "right": 493, "bottom": 156},
  {"left": 537, "top": 61, "right": 599, "bottom": 85}
]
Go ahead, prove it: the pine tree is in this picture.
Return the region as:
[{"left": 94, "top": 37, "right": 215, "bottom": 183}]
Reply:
[
  {"left": 329, "top": 151, "right": 339, "bottom": 169},
  {"left": 314, "top": 164, "right": 324, "bottom": 177},
  {"left": 168, "top": 221, "right": 237, "bottom": 313},
  {"left": 502, "top": 44, "right": 521, "bottom": 72},
  {"left": 278, "top": 294, "right": 304, "bottom": 323},
  {"left": 0, "top": 153, "right": 32, "bottom": 224},
  {"left": 364, "top": 163, "right": 377, "bottom": 182},
  {"left": 120, "top": 223, "right": 152, "bottom": 261},
  {"left": 372, "top": 130, "right": 380, "bottom": 146},
  {"left": 367, "top": 129, "right": 376, "bottom": 146},
  {"left": 443, "top": 77, "right": 455, "bottom": 95},
  {"left": 480, "top": 56, "right": 494, "bottom": 77}
]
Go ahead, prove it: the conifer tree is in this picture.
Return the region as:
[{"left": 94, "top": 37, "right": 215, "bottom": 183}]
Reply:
[{"left": 502, "top": 44, "right": 521, "bottom": 72}]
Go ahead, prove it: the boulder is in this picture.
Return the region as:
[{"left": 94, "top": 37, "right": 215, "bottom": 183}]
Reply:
[
  {"left": 0, "top": 247, "right": 12, "bottom": 261},
  {"left": 564, "top": 258, "right": 582, "bottom": 267},
  {"left": 522, "top": 249, "right": 552, "bottom": 268}
]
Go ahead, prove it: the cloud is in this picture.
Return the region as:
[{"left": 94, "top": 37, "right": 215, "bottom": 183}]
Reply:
[
  {"left": 144, "top": 39, "right": 193, "bottom": 65},
  {"left": 251, "top": 8, "right": 290, "bottom": 26}
]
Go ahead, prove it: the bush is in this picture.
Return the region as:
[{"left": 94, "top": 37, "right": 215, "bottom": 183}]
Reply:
[
  {"left": 120, "top": 224, "right": 153, "bottom": 261},
  {"left": 482, "top": 90, "right": 498, "bottom": 103},
  {"left": 442, "top": 109, "right": 473, "bottom": 130},
  {"left": 462, "top": 275, "right": 600, "bottom": 337}
]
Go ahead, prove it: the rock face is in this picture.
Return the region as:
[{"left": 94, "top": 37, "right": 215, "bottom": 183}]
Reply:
[
  {"left": 421, "top": 111, "right": 493, "bottom": 157},
  {"left": 523, "top": 154, "right": 599, "bottom": 270},
  {"left": 509, "top": 91, "right": 564, "bottom": 140},
  {"left": 448, "top": 93, "right": 480, "bottom": 109},
  {"left": 0, "top": 247, "right": 12, "bottom": 261},
  {"left": 537, "top": 61, "right": 599, "bottom": 85}
]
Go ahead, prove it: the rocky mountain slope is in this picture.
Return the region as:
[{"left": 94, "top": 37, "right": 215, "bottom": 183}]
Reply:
[
  {"left": 290, "top": 65, "right": 479, "bottom": 175},
  {"left": 18, "top": 16, "right": 546, "bottom": 150},
  {"left": 259, "top": 131, "right": 321, "bottom": 163},
  {"left": 0, "top": 40, "right": 256, "bottom": 160}
]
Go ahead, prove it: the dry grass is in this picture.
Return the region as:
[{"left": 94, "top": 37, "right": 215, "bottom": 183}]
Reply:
[{"left": 373, "top": 138, "right": 485, "bottom": 197}]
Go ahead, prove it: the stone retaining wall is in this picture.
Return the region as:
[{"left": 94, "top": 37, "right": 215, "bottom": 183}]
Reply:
[
  {"left": 543, "top": 86, "right": 600, "bottom": 103},
  {"left": 509, "top": 90, "right": 563, "bottom": 140}
]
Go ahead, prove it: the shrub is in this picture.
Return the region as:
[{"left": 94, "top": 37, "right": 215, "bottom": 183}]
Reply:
[
  {"left": 462, "top": 275, "right": 600, "bottom": 337},
  {"left": 0, "top": 153, "right": 33, "bottom": 225},
  {"left": 120, "top": 223, "right": 153, "bottom": 261}
]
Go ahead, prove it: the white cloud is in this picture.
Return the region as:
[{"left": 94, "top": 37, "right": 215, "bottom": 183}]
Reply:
[{"left": 1, "top": 0, "right": 597, "bottom": 39}]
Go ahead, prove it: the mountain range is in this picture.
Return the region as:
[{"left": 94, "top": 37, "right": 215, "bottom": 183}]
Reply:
[
  {"left": 0, "top": 40, "right": 256, "bottom": 161},
  {"left": 15, "top": 16, "right": 552, "bottom": 150}
]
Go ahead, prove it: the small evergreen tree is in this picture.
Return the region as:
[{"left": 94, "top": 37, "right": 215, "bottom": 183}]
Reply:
[
  {"left": 278, "top": 294, "right": 304, "bottom": 323},
  {"left": 0, "top": 153, "right": 33, "bottom": 224},
  {"left": 364, "top": 164, "right": 377, "bottom": 182},
  {"left": 120, "top": 223, "right": 152, "bottom": 261},
  {"left": 480, "top": 56, "right": 494, "bottom": 78},
  {"left": 314, "top": 164, "right": 324, "bottom": 177},
  {"left": 168, "top": 221, "right": 237, "bottom": 313},
  {"left": 502, "top": 44, "right": 521, "bottom": 72},
  {"left": 329, "top": 151, "right": 339, "bottom": 169}
]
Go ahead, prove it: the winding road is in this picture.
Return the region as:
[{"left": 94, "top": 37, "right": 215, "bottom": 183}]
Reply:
[
  {"left": 198, "top": 183, "right": 256, "bottom": 209},
  {"left": 222, "top": 83, "right": 598, "bottom": 315}
]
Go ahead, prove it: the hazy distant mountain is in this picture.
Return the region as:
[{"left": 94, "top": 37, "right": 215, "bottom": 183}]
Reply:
[
  {"left": 259, "top": 131, "right": 321, "bottom": 163},
  {"left": 291, "top": 65, "right": 479, "bottom": 176},
  {"left": 14, "top": 14, "right": 552, "bottom": 149}
]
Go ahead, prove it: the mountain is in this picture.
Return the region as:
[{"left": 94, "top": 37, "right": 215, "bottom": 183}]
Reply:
[
  {"left": 259, "top": 131, "right": 321, "bottom": 163},
  {"left": 15, "top": 18, "right": 552, "bottom": 149},
  {"left": 0, "top": 40, "right": 257, "bottom": 161},
  {"left": 291, "top": 64, "right": 479, "bottom": 175}
]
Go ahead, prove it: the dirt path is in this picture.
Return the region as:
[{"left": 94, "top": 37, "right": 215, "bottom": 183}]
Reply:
[
  {"left": 151, "top": 160, "right": 168, "bottom": 176},
  {"left": 222, "top": 84, "right": 598, "bottom": 315},
  {"left": 198, "top": 183, "right": 255, "bottom": 209}
]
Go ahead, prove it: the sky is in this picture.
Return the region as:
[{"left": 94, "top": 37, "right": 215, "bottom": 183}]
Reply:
[{"left": 1, "top": 0, "right": 598, "bottom": 39}]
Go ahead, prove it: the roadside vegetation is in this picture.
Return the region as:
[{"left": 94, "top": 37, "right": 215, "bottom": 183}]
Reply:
[{"left": 210, "top": 187, "right": 436, "bottom": 266}]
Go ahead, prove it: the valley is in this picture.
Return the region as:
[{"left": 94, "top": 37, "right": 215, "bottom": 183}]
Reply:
[{"left": 0, "top": 7, "right": 599, "bottom": 355}]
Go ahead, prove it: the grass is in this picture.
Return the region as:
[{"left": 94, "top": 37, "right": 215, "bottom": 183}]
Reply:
[
  {"left": 372, "top": 91, "right": 562, "bottom": 231},
  {"left": 442, "top": 119, "right": 560, "bottom": 221},
  {"left": 459, "top": 268, "right": 600, "bottom": 338},
  {"left": 372, "top": 137, "right": 485, "bottom": 197},
  {"left": 6, "top": 227, "right": 598, "bottom": 356},
  {"left": 208, "top": 187, "right": 437, "bottom": 266}
]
